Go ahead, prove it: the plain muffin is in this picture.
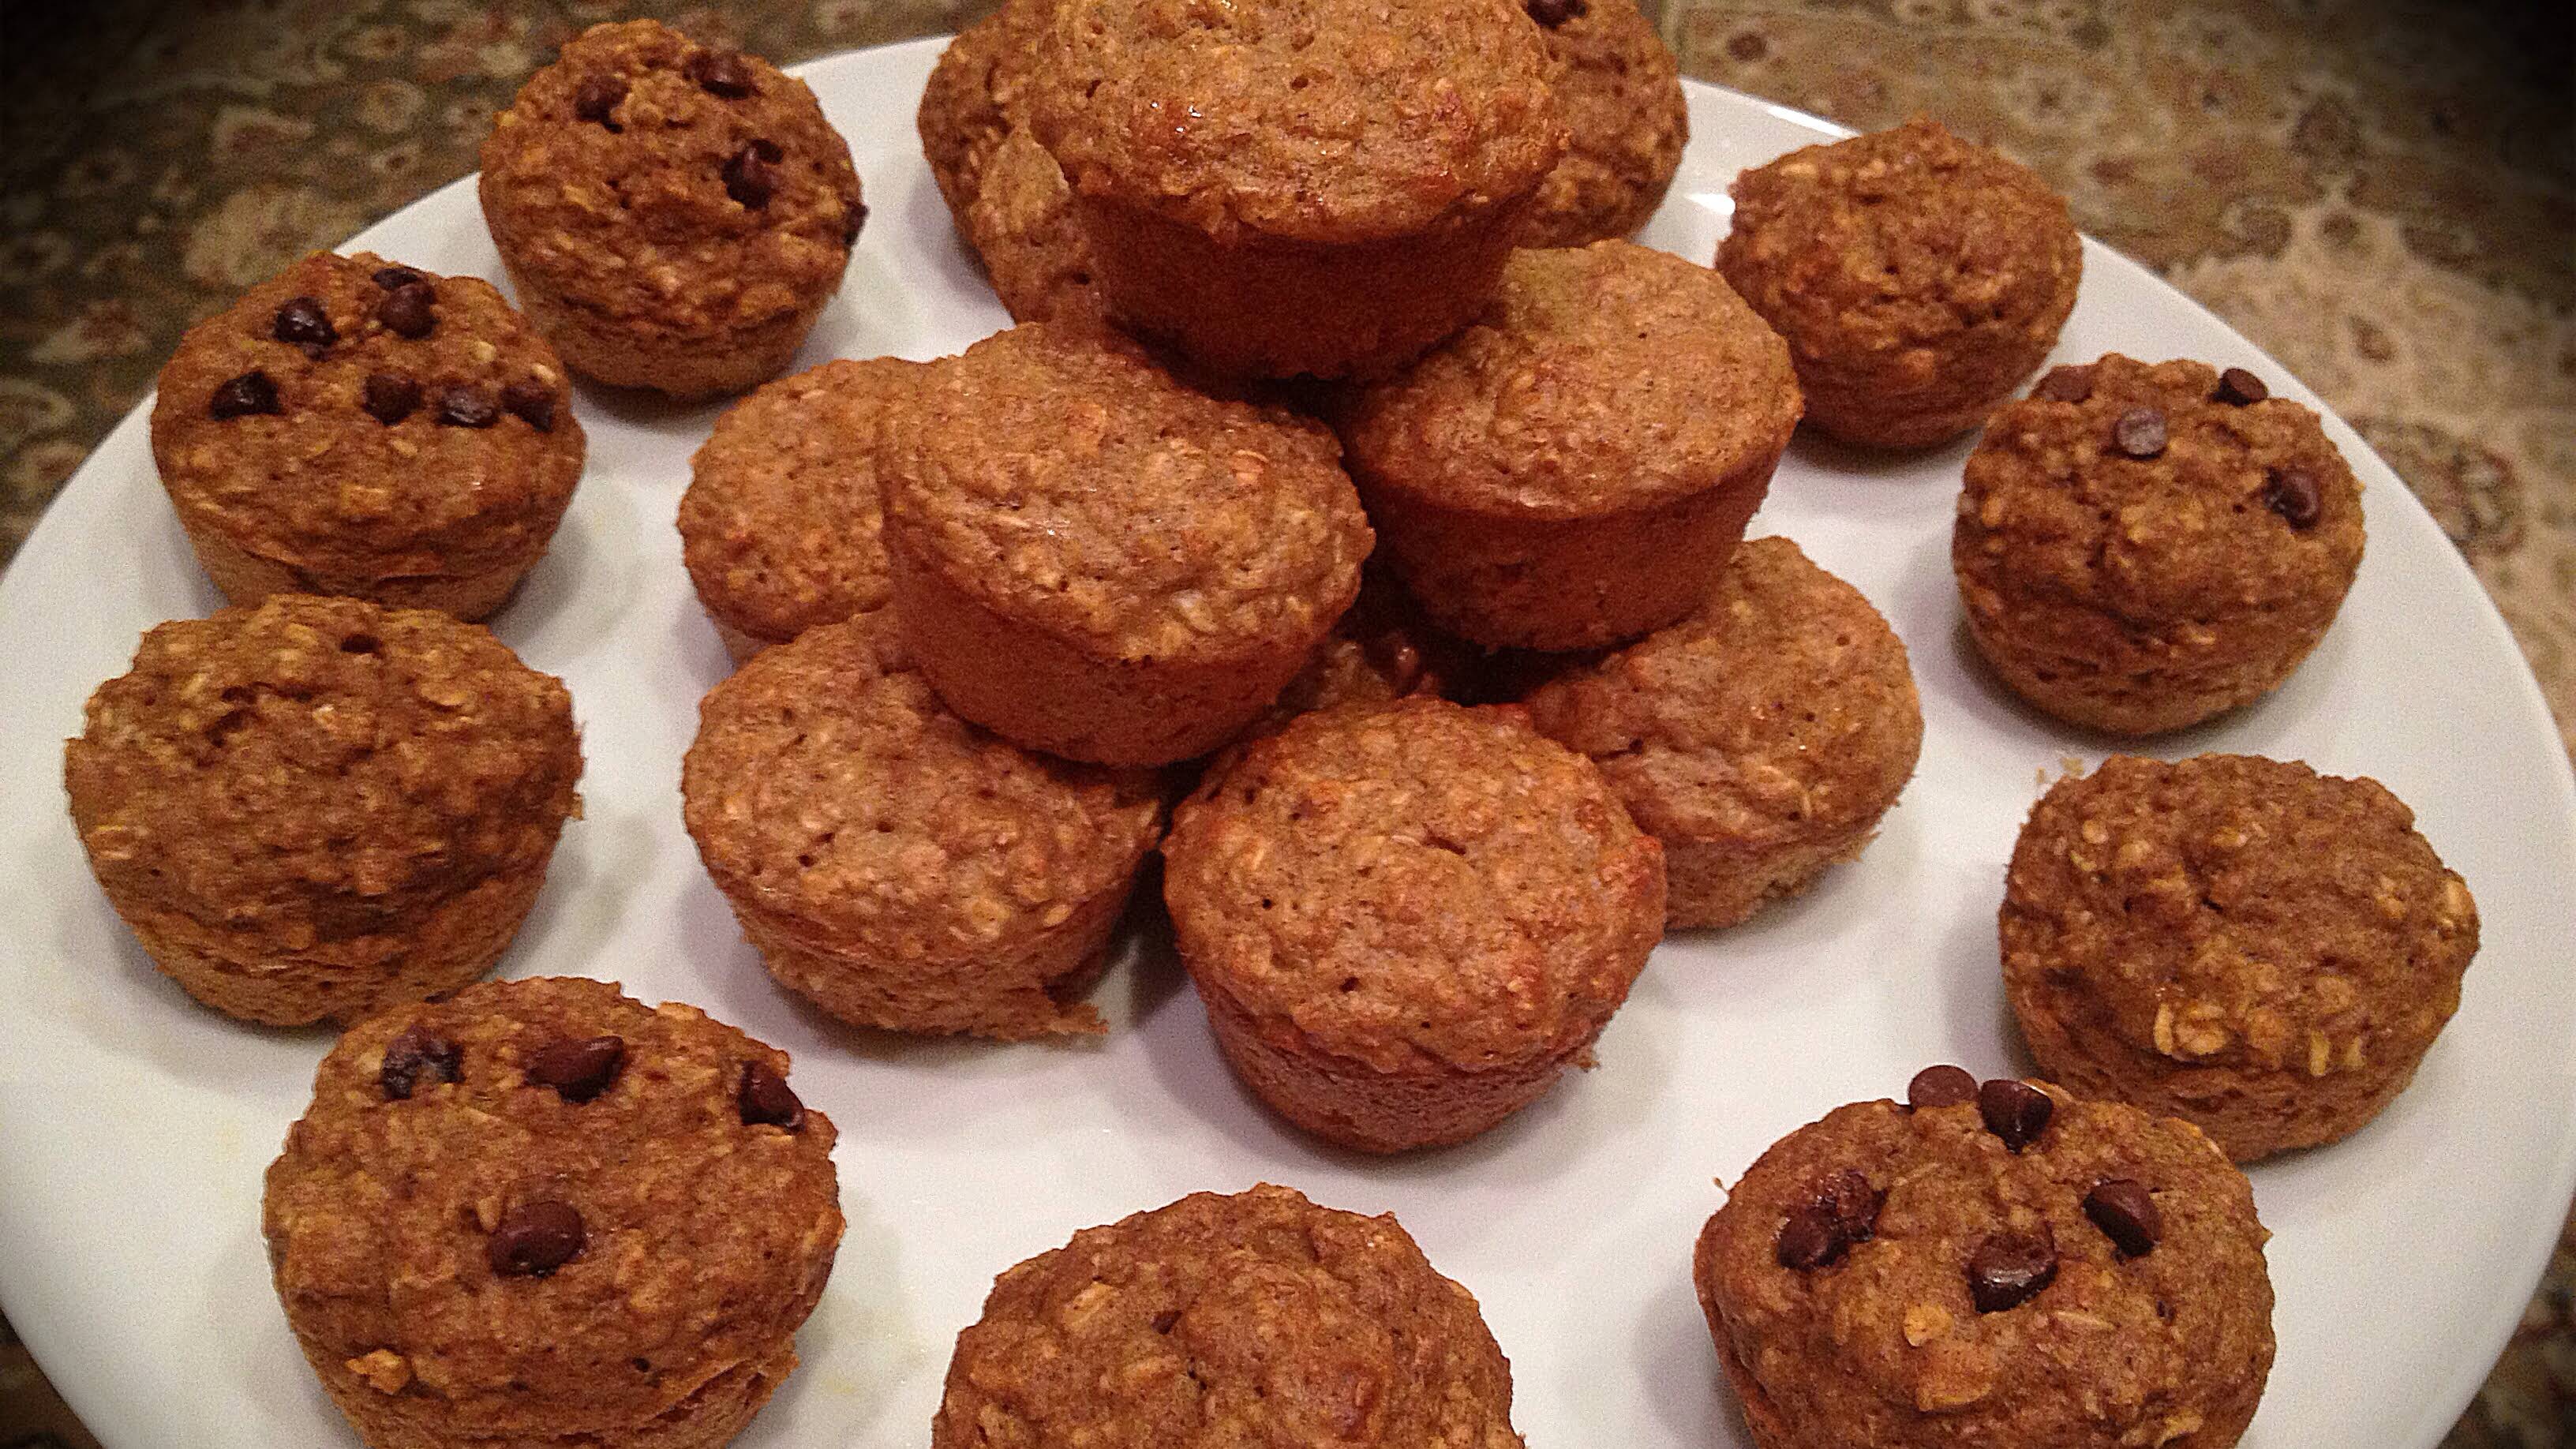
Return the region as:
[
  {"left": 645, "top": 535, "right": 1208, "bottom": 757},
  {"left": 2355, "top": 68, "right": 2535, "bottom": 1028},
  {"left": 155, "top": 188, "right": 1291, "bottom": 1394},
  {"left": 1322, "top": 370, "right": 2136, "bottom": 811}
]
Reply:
[
  {"left": 1522, "top": 537, "right": 1921, "bottom": 927},
  {"left": 934, "top": 1184, "right": 1526, "bottom": 1447},
  {"left": 480, "top": 20, "right": 863, "bottom": 399},
  {"left": 1027, "top": 0, "right": 1566, "bottom": 379},
  {"left": 65, "top": 596, "right": 581, "bottom": 1027},
  {"left": 1717, "top": 118, "right": 2081, "bottom": 447},
  {"left": 1953, "top": 355, "right": 2365, "bottom": 734},
  {"left": 682, "top": 615, "right": 1165, "bottom": 1039},
  {"left": 1339, "top": 240, "right": 1802, "bottom": 650},
  {"left": 878, "top": 323, "right": 1374, "bottom": 766},
  {"left": 150, "top": 250, "right": 583, "bottom": 621},
  {"left": 1515, "top": 0, "right": 1689, "bottom": 248},
  {"left": 1163, "top": 698, "right": 1665, "bottom": 1152}
]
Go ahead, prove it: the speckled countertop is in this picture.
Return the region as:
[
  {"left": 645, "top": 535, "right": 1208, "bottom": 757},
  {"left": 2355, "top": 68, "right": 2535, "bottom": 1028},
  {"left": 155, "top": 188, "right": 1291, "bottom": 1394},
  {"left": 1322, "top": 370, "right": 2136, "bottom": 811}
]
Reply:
[{"left": 0, "top": 2, "right": 2567, "bottom": 1446}]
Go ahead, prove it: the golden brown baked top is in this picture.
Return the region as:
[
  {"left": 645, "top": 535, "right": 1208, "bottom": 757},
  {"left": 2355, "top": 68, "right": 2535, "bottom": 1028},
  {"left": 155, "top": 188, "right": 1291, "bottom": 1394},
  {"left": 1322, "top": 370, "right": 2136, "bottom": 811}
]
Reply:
[
  {"left": 918, "top": 0, "right": 1048, "bottom": 219},
  {"left": 1697, "top": 1083, "right": 2273, "bottom": 1447},
  {"left": 1028, "top": 0, "right": 1566, "bottom": 245},
  {"left": 1339, "top": 242, "right": 1802, "bottom": 517},
  {"left": 682, "top": 614, "right": 1163, "bottom": 956},
  {"left": 1522, "top": 537, "right": 1920, "bottom": 847},
  {"left": 1164, "top": 698, "right": 1663, "bottom": 1073},
  {"left": 879, "top": 324, "right": 1372, "bottom": 664},
  {"left": 934, "top": 1184, "right": 1524, "bottom": 1448},
  {"left": 965, "top": 127, "right": 1110, "bottom": 327},
  {"left": 262, "top": 976, "right": 840, "bottom": 1436},
  {"left": 1518, "top": 0, "right": 1687, "bottom": 248},
  {"left": 1717, "top": 118, "right": 2080, "bottom": 362},
  {"left": 66, "top": 595, "right": 579, "bottom": 947},
  {"left": 2002, "top": 754, "right": 2477, "bottom": 1080},
  {"left": 149, "top": 251, "right": 582, "bottom": 582},
  {"left": 479, "top": 20, "right": 862, "bottom": 334},
  {"left": 678, "top": 357, "right": 916, "bottom": 646}
]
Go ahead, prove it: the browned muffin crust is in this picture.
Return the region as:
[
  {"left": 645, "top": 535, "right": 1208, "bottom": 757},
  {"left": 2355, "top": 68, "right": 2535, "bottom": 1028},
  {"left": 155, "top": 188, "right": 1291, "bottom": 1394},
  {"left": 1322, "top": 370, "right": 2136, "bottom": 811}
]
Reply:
[
  {"left": 1517, "top": 0, "right": 1688, "bottom": 248},
  {"left": 682, "top": 616, "right": 1165, "bottom": 1039},
  {"left": 149, "top": 251, "right": 583, "bottom": 620},
  {"left": 917, "top": 0, "right": 1044, "bottom": 225},
  {"left": 934, "top": 1184, "right": 1525, "bottom": 1448},
  {"left": 1717, "top": 118, "right": 2081, "bottom": 447},
  {"left": 1953, "top": 355, "right": 2365, "bottom": 735},
  {"left": 2001, "top": 754, "right": 2478, "bottom": 1161},
  {"left": 65, "top": 596, "right": 581, "bottom": 1026},
  {"left": 264, "top": 976, "right": 841, "bottom": 1449},
  {"left": 1694, "top": 1080, "right": 2274, "bottom": 1449}
]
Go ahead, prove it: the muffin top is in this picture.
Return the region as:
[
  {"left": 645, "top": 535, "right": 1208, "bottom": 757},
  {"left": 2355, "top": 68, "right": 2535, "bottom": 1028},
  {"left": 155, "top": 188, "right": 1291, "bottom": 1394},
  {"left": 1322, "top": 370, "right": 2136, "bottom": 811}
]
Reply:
[
  {"left": 1717, "top": 118, "right": 2080, "bottom": 364},
  {"left": 1164, "top": 698, "right": 1664, "bottom": 1074},
  {"left": 1028, "top": 0, "right": 1565, "bottom": 244},
  {"left": 1522, "top": 537, "right": 1920, "bottom": 848},
  {"left": 1339, "top": 242, "right": 1802, "bottom": 518},
  {"left": 1516, "top": 0, "right": 1688, "bottom": 248},
  {"left": 917, "top": 0, "right": 1050, "bottom": 218},
  {"left": 934, "top": 1184, "right": 1524, "bottom": 1449},
  {"left": 65, "top": 595, "right": 580, "bottom": 946},
  {"left": 879, "top": 324, "right": 1372, "bottom": 665},
  {"left": 678, "top": 357, "right": 916, "bottom": 646},
  {"left": 682, "top": 614, "right": 1163, "bottom": 960},
  {"left": 1695, "top": 1078, "right": 2273, "bottom": 1448},
  {"left": 149, "top": 251, "right": 582, "bottom": 585},
  {"left": 966, "top": 127, "right": 1111, "bottom": 328},
  {"left": 479, "top": 20, "right": 862, "bottom": 333},
  {"left": 262, "top": 976, "right": 840, "bottom": 1437}
]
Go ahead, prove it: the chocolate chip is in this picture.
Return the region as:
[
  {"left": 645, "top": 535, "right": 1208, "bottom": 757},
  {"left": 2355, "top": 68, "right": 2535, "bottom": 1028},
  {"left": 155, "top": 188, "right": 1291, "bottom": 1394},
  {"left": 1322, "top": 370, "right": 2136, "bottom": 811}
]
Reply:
[
  {"left": 2032, "top": 365, "right": 2094, "bottom": 403},
  {"left": 208, "top": 370, "right": 281, "bottom": 420},
  {"left": 527, "top": 1035, "right": 625, "bottom": 1103},
  {"left": 690, "top": 49, "right": 757, "bottom": 98},
  {"left": 722, "top": 139, "right": 784, "bottom": 209},
  {"left": 488, "top": 1200, "right": 586, "bottom": 1278},
  {"left": 377, "top": 281, "right": 436, "bottom": 339},
  {"left": 271, "top": 295, "right": 337, "bottom": 347},
  {"left": 1977, "top": 1078, "right": 2054, "bottom": 1152},
  {"left": 380, "top": 1024, "right": 462, "bottom": 1100},
  {"left": 2263, "top": 466, "right": 2323, "bottom": 528},
  {"left": 2214, "top": 367, "right": 2269, "bottom": 406},
  {"left": 1907, "top": 1064, "right": 1977, "bottom": 1110},
  {"left": 841, "top": 200, "right": 867, "bottom": 249},
  {"left": 1525, "top": 0, "right": 1587, "bottom": 26},
  {"left": 361, "top": 373, "right": 422, "bottom": 425},
  {"left": 573, "top": 75, "right": 627, "bottom": 128},
  {"left": 371, "top": 265, "right": 423, "bottom": 290},
  {"left": 738, "top": 1061, "right": 805, "bottom": 1129},
  {"left": 1775, "top": 1206, "right": 1848, "bottom": 1271},
  {"left": 2111, "top": 406, "right": 2168, "bottom": 459},
  {"left": 1814, "top": 1168, "right": 1883, "bottom": 1241},
  {"left": 436, "top": 386, "right": 500, "bottom": 428},
  {"left": 500, "top": 380, "right": 556, "bottom": 432},
  {"left": 1968, "top": 1229, "right": 2058, "bottom": 1312},
  {"left": 2084, "top": 1179, "right": 2162, "bottom": 1258}
]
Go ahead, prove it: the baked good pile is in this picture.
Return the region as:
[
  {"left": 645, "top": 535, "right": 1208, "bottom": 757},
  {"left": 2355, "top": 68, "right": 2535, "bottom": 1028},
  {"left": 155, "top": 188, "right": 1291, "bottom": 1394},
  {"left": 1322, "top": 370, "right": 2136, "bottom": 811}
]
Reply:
[{"left": 59, "top": 8, "right": 2481, "bottom": 1446}]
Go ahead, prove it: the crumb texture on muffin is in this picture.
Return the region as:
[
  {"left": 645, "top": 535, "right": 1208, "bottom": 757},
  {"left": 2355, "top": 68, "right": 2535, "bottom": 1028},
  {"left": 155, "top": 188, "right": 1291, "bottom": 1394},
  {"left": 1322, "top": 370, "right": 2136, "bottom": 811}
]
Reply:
[{"left": 1516, "top": 0, "right": 1687, "bottom": 248}]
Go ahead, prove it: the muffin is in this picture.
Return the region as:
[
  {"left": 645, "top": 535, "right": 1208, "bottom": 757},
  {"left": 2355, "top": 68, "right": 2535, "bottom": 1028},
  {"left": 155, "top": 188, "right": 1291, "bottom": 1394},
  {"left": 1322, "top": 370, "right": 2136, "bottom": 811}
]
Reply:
[
  {"left": 1522, "top": 537, "right": 1922, "bottom": 928},
  {"left": 676, "top": 357, "right": 918, "bottom": 661},
  {"left": 1027, "top": 0, "right": 1567, "bottom": 379},
  {"left": 934, "top": 1184, "right": 1524, "bottom": 1447},
  {"left": 682, "top": 615, "right": 1165, "bottom": 1039},
  {"left": 1338, "top": 240, "right": 1802, "bottom": 650},
  {"left": 1515, "top": 0, "right": 1689, "bottom": 248},
  {"left": 1694, "top": 1073, "right": 2275, "bottom": 1449},
  {"left": 1162, "top": 698, "right": 1665, "bottom": 1152},
  {"left": 263, "top": 976, "right": 841, "bottom": 1449},
  {"left": 1249, "top": 567, "right": 1475, "bottom": 737},
  {"left": 64, "top": 596, "right": 582, "bottom": 1027},
  {"left": 1716, "top": 118, "right": 2081, "bottom": 447},
  {"left": 878, "top": 323, "right": 1374, "bottom": 766},
  {"left": 480, "top": 20, "right": 864, "bottom": 399},
  {"left": 148, "top": 250, "right": 583, "bottom": 620},
  {"left": 1953, "top": 354, "right": 2366, "bottom": 734},
  {"left": 2001, "top": 754, "right": 2479, "bottom": 1161}
]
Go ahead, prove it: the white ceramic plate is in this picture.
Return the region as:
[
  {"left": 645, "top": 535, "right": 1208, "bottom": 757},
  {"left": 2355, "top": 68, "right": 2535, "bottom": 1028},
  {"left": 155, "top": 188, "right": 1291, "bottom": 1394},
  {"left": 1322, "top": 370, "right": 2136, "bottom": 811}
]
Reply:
[{"left": 2, "top": 38, "right": 2569, "bottom": 1449}]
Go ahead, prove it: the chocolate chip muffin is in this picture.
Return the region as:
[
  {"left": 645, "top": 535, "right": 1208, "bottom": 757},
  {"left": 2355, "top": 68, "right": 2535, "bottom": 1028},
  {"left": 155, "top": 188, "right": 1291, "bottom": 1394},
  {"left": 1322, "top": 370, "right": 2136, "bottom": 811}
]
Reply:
[
  {"left": 1516, "top": 0, "right": 1688, "bottom": 248},
  {"left": 1163, "top": 698, "right": 1664, "bottom": 1152},
  {"left": 878, "top": 323, "right": 1374, "bottom": 766},
  {"left": 677, "top": 357, "right": 918, "bottom": 661},
  {"left": 1717, "top": 118, "right": 2081, "bottom": 448},
  {"left": 682, "top": 614, "right": 1165, "bottom": 1039},
  {"left": 481, "top": 20, "right": 864, "bottom": 399},
  {"left": 263, "top": 976, "right": 841, "bottom": 1449},
  {"left": 1694, "top": 1072, "right": 2274, "bottom": 1449},
  {"left": 1028, "top": 0, "right": 1566, "bottom": 379},
  {"left": 934, "top": 1184, "right": 1525, "bottom": 1447},
  {"left": 1339, "top": 240, "right": 1802, "bottom": 650},
  {"left": 149, "top": 251, "right": 583, "bottom": 621},
  {"left": 64, "top": 596, "right": 582, "bottom": 1026},
  {"left": 1953, "top": 355, "right": 2366, "bottom": 734},
  {"left": 1522, "top": 537, "right": 1922, "bottom": 928},
  {"left": 2001, "top": 754, "right": 2478, "bottom": 1161}
]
